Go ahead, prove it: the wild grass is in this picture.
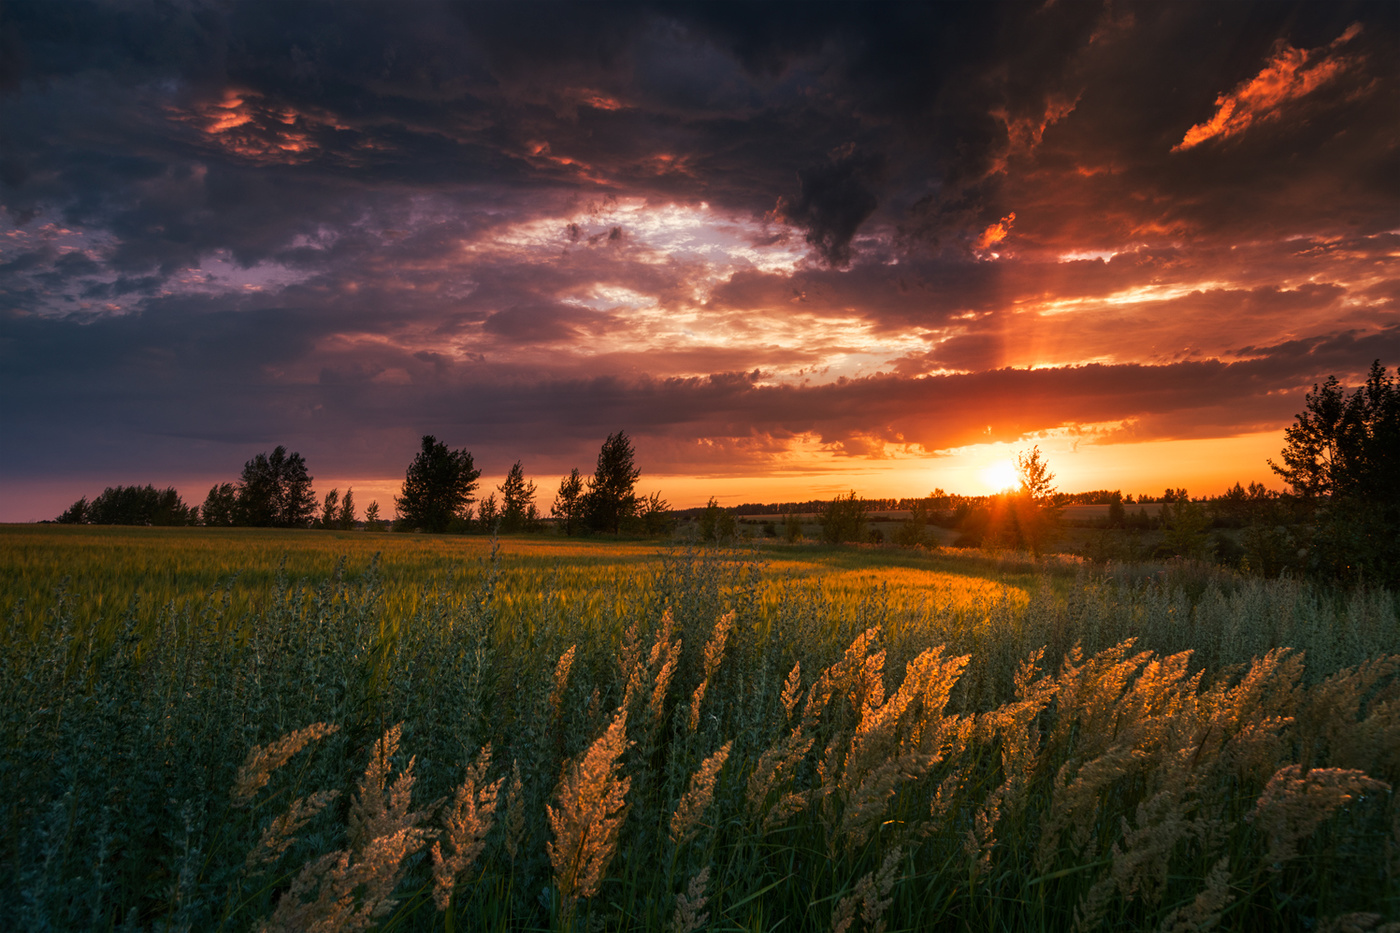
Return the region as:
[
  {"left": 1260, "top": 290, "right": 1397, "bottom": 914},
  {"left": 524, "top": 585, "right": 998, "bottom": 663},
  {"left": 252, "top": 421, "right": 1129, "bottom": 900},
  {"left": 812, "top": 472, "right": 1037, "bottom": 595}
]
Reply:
[{"left": 1, "top": 525, "right": 1397, "bottom": 930}]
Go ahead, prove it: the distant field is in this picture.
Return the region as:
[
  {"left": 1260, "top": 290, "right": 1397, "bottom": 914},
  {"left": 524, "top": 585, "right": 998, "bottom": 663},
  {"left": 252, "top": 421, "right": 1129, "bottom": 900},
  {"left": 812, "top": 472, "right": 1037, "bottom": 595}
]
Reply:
[
  {"left": 0, "top": 524, "right": 1027, "bottom": 639},
  {"left": 2, "top": 524, "right": 1397, "bottom": 931}
]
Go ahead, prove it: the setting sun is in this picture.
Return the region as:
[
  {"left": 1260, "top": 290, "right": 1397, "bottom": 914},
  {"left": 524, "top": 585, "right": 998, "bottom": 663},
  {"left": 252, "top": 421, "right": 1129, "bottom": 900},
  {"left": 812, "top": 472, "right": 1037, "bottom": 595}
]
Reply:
[{"left": 980, "top": 459, "right": 1019, "bottom": 493}]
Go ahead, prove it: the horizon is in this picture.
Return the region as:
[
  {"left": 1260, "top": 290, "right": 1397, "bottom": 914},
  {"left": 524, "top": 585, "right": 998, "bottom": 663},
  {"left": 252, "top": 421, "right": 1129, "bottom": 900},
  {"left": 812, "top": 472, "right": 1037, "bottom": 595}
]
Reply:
[{"left": 3, "top": 1, "right": 1396, "bottom": 523}]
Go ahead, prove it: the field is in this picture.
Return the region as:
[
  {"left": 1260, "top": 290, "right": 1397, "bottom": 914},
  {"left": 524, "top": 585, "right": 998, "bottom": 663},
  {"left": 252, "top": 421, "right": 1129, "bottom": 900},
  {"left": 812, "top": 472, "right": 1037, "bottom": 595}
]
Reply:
[{"left": 2, "top": 525, "right": 1398, "bottom": 931}]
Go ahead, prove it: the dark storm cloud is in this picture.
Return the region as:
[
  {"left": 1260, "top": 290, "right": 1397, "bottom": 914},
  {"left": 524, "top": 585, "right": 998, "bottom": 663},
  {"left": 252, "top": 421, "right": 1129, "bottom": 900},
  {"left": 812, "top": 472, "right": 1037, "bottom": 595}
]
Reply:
[{"left": 777, "top": 149, "right": 883, "bottom": 267}]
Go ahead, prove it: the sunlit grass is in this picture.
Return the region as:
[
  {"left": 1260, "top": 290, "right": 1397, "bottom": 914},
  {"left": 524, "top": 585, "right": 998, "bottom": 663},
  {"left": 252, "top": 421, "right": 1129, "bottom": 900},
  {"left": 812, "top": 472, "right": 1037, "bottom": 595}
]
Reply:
[{"left": 1, "top": 525, "right": 1396, "bottom": 931}]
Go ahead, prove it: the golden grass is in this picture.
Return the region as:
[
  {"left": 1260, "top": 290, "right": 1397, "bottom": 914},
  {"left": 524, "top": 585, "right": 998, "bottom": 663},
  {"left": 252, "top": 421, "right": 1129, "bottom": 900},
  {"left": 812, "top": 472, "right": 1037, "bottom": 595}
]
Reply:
[{"left": 2, "top": 525, "right": 1398, "bottom": 930}]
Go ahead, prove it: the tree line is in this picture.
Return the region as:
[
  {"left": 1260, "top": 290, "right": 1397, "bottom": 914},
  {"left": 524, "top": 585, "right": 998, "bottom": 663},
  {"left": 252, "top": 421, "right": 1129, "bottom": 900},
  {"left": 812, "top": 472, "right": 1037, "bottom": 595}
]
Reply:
[
  {"left": 54, "top": 430, "right": 672, "bottom": 538},
  {"left": 48, "top": 362, "right": 1398, "bottom": 584}
]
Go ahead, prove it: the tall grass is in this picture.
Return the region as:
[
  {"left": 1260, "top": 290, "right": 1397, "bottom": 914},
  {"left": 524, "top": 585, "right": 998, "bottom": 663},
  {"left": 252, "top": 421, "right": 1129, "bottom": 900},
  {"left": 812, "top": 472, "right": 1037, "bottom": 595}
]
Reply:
[{"left": 1, "top": 527, "right": 1396, "bottom": 930}]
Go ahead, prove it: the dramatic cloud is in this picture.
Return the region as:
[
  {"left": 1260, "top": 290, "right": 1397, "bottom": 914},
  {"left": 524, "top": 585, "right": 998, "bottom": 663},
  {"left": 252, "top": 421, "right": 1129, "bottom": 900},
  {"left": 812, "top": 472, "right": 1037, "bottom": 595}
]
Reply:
[
  {"left": 1, "top": 0, "right": 1396, "bottom": 519},
  {"left": 1174, "top": 24, "right": 1364, "bottom": 152}
]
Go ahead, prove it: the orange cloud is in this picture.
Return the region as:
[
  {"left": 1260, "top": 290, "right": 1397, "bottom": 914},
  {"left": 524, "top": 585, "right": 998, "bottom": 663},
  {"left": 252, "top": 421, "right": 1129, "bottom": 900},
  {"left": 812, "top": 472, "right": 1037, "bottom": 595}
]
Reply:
[
  {"left": 975, "top": 212, "right": 1016, "bottom": 252},
  {"left": 167, "top": 88, "right": 347, "bottom": 163},
  {"left": 1173, "top": 24, "right": 1362, "bottom": 152},
  {"left": 997, "top": 93, "right": 1080, "bottom": 157}
]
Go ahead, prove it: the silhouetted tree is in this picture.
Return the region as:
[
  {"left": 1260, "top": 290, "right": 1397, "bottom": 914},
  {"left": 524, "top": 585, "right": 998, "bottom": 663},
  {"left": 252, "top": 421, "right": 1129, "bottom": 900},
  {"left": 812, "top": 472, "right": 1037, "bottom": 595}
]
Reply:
[
  {"left": 1158, "top": 492, "right": 1212, "bottom": 560},
  {"left": 583, "top": 431, "right": 640, "bottom": 535},
  {"left": 820, "top": 491, "right": 866, "bottom": 544},
  {"left": 698, "top": 497, "right": 735, "bottom": 543},
  {"left": 364, "top": 500, "right": 383, "bottom": 531},
  {"left": 395, "top": 435, "right": 480, "bottom": 533},
  {"left": 476, "top": 491, "right": 498, "bottom": 531},
  {"left": 319, "top": 489, "right": 340, "bottom": 529},
  {"left": 893, "top": 502, "right": 934, "bottom": 548},
  {"left": 1271, "top": 360, "right": 1400, "bottom": 585},
  {"left": 552, "top": 468, "right": 585, "bottom": 536},
  {"left": 498, "top": 461, "right": 539, "bottom": 533},
  {"left": 58, "top": 485, "right": 197, "bottom": 525},
  {"left": 1106, "top": 492, "right": 1126, "bottom": 528},
  {"left": 638, "top": 491, "right": 674, "bottom": 536},
  {"left": 983, "top": 447, "right": 1061, "bottom": 556},
  {"left": 56, "top": 497, "right": 89, "bottom": 524},
  {"left": 201, "top": 483, "right": 238, "bottom": 526},
  {"left": 337, "top": 488, "right": 357, "bottom": 530},
  {"left": 236, "top": 446, "right": 316, "bottom": 527}
]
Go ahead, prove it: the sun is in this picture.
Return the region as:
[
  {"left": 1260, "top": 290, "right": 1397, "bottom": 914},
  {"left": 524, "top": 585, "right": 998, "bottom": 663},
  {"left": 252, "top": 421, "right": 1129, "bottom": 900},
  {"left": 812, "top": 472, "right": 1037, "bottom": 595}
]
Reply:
[{"left": 980, "top": 459, "right": 1019, "bottom": 493}]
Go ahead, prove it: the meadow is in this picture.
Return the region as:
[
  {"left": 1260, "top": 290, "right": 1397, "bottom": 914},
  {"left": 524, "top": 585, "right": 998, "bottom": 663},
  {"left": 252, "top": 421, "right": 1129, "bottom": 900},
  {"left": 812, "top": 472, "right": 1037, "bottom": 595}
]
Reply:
[{"left": 2, "top": 525, "right": 1397, "bottom": 931}]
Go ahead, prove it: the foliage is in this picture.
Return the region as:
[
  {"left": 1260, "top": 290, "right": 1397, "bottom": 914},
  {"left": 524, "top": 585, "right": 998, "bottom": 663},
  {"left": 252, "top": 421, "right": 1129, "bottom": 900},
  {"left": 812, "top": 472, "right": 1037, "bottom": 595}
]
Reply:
[
  {"left": 201, "top": 482, "right": 238, "bottom": 527},
  {"left": 476, "top": 492, "right": 498, "bottom": 532},
  {"left": 54, "top": 496, "right": 89, "bottom": 524},
  {"left": 318, "top": 488, "right": 341, "bottom": 529},
  {"left": 698, "top": 497, "right": 736, "bottom": 544},
  {"left": 582, "top": 431, "right": 641, "bottom": 535},
  {"left": 638, "top": 491, "right": 675, "bottom": 536},
  {"left": 979, "top": 447, "right": 1062, "bottom": 557},
  {"left": 337, "top": 488, "right": 357, "bottom": 530},
  {"left": 55, "top": 484, "right": 197, "bottom": 526},
  {"left": 1272, "top": 361, "right": 1400, "bottom": 586},
  {"left": 363, "top": 501, "right": 382, "bottom": 531},
  {"left": 498, "top": 461, "right": 540, "bottom": 533},
  {"left": 784, "top": 511, "right": 803, "bottom": 542},
  {"left": 820, "top": 490, "right": 867, "bottom": 544},
  {"left": 552, "top": 468, "right": 585, "bottom": 536},
  {"left": 395, "top": 435, "right": 481, "bottom": 534},
  {"left": 1, "top": 528, "right": 1397, "bottom": 931},
  {"left": 236, "top": 446, "right": 317, "bottom": 528},
  {"left": 1159, "top": 493, "right": 1212, "bottom": 561},
  {"left": 892, "top": 502, "right": 935, "bottom": 548}
]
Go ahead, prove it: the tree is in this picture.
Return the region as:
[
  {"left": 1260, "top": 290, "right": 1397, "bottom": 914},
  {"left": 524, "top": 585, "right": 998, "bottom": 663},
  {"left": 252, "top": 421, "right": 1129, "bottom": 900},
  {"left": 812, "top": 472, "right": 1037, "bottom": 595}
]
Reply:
[
  {"left": 337, "top": 488, "right": 357, "bottom": 530},
  {"left": 476, "top": 491, "right": 499, "bottom": 532},
  {"left": 201, "top": 483, "right": 237, "bottom": 526},
  {"left": 364, "top": 500, "right": 383, "bottom": 531},
  {"left": 1014, "top": 446, "right": 1061, "bottom": 556},
  {"left": 498, "top": 461, "right": 539, "bottom": 533},
  {"left": 319, "top": 489, "right": 340, "bottom": 529},
  {"left": 984, "top": 446, "right": 1061, "bottom": 556},
  {"left": 784, "top": 511, "right": 803, "bottom": 543},
  {"left": 1159, "top": 493, "right": 1212, "bottom": 561},
  {"left": 395, "top": 435, "right": 481, "bottom": 533},
  {"left": 552, "top": 468, "right": 585, "bottom": 536},
  {"left": 583, "top": 431, "right": 641, "bottom": 535},
  {"left": 698, "top": 497, "right": 735, "bottom": 544},
  {"left": 236, "top": 446, "right": 316, "bottom": 528},
  {"left": 1272, "top": 361, "right": 1399, "bottom": 500},
  {"left": 638, "top": 491, "right": 674, "bottom": 536},
  {"left": 58, "top": 485, "right": 197, "bottom": 526},
  {"left": 893, "top": 501, "right": 934, "bottom": 548},
  {"left": 1271, "top": 361, "right": 1400, "bottom": 585},
  {"left": 819, "top": 491, "right": 866, "bottom": 545},
  {"left": 56, "top": 496, "right": 89, "bottom": 524}
]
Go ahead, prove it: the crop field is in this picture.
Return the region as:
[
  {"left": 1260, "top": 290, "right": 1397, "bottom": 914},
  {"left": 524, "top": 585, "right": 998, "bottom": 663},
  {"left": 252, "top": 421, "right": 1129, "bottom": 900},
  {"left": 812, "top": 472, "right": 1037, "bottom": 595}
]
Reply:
[{"left": 2, "top": 525, "right": 1398, "bottom": 931}]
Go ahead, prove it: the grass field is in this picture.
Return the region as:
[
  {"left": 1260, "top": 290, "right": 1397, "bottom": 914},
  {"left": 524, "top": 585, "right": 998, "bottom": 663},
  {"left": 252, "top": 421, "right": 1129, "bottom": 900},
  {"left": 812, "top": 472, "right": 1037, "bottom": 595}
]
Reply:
[{"left": 2, "top": 525, "right": 1397, "bottom": 931}]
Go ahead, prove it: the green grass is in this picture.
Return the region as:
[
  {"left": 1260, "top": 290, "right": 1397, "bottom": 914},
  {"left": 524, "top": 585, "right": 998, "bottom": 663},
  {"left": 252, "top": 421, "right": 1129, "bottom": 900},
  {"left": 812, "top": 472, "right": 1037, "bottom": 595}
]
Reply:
[{"left": 1, "top": 525, "right": 1397, "bottom": 931}]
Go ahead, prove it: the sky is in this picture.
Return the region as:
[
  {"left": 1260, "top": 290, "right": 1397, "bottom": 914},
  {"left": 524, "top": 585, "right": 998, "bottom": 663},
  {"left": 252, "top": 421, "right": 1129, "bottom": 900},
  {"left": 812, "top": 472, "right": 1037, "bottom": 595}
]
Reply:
[{"left": 2, "top": 0, "right": 1397, "bottom": 522}]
